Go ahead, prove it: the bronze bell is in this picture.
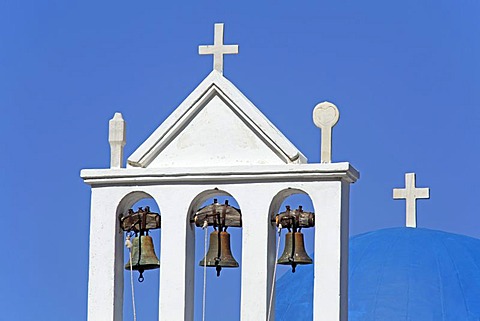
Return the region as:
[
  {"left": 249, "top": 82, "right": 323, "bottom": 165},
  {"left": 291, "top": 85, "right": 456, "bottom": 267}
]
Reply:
[
  {"left": 277, "top": 231, "right": 312, "bottom": 272},
  {"left": 199, "top": 230, "right": 239, "bottom": 276},
  {"left": 125, "top": 234, "right": 160, "bottom": 281}
]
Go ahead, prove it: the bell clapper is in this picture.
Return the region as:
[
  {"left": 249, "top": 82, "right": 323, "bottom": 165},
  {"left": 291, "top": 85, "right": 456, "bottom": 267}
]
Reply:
[
  {"left": 214, "top": 224, "right": 222, "bottom": 277},
  {"left": 289, "top": 222, "right": 297, "bottom": 273}
]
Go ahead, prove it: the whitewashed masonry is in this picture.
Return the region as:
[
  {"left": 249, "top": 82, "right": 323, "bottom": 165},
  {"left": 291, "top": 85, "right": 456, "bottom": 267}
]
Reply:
[{"left": 81, "top": 23, "right": 359, "bottom": 321}]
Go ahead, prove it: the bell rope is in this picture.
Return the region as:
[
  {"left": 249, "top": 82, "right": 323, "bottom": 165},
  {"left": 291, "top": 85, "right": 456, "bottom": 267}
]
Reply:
[
  {"left": 126, "top": 234, "right": 137, "bottom": 321},
  {"left": 202, "top": 220, "right": 208, "bottom": 321},
  {"left": 267, "top": 225, "right": 282, "bottom": 321}
]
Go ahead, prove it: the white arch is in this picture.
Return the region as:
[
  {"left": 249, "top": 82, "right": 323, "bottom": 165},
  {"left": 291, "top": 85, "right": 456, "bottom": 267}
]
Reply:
[
  {"left": 269, "top": 187, "right": 313, "bottom": 221},
  {"left": 187, "top": 188, "right": 240, "bottom": 223},
  {"left": 116, "top": 190, "right": 160, "bottom": 216}
]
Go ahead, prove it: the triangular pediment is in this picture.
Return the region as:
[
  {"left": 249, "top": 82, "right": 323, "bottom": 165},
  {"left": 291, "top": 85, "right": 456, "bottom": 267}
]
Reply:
[{"left": 128, "top": 71, "right": 307, "bottom": 168}]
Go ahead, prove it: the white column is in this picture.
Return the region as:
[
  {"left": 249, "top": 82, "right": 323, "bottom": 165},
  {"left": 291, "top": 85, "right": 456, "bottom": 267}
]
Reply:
[
  {"left": 157, "top": 192, "right": 195, "bottom": 321},
  {"left": 311, "top": 180, "right": 350, "bottom": 321},
  {"left": 87, "top": 188, "right": 124, "bottom": 321},
  {"left": 237, "top": 188, "right": 276, "bottom": 321}
]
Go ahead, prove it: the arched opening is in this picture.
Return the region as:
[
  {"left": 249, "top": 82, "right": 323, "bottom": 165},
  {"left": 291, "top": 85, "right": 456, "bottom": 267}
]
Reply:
[
  {"left": 189, "top": 190, "right": 243, "bottom": 321},
  {"left": 118, "top": 192, "right": 161, "bottom": 321},
  {"left": 270, "top": 189, "right": 315, "bottom": 320}
]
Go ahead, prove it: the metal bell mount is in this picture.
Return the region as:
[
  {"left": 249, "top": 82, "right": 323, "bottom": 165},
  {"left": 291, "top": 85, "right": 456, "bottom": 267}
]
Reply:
[
  {"left": 274, "top": 205, "right": 314, "bottom": 272},
  {"left": 119, "top": 206, "right": 161, "bottom": 282},
  {"left": 193, "top": 199, "right": 242, "bottom": 277}
]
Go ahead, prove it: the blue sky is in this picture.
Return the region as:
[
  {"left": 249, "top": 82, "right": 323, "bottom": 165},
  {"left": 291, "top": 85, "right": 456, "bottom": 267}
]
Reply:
[{"left": 1, "top": 1, "right": 480, "bottom": 320}]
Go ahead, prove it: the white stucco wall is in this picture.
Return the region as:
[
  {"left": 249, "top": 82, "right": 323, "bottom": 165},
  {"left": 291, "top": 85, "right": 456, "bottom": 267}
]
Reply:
[
  {"left": 81, "top": 163, "right": 358, "bottom": 321},
  {"left": 149, "top": 95, "right": 286, "bottom": 167}
]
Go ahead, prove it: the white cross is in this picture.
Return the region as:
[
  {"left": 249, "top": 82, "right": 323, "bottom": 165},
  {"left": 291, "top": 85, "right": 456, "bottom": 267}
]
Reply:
[
  {"left": 199, "top": 23, "right": 239, "bottom": 74},
  {"left": 393, "top": 173, "right": 430, "bottom": 228}
]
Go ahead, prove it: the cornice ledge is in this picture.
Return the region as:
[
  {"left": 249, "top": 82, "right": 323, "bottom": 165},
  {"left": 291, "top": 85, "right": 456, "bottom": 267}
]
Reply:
[{"left": 81, "top": 162, "right": 359, "bottom": 186}]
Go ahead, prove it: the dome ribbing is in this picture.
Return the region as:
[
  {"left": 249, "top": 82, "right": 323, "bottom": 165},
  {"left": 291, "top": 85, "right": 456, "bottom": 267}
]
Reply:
[{"left": 276, "top": 228, "right": 480, "bottom": 321}]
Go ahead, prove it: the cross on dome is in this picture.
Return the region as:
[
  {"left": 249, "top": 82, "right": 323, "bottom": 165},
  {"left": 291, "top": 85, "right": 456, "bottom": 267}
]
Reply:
[
  {"left": 199, "top": 23, "right": 239, "bottom": 74},
  {"left": 393, "top": 173, "right": 430, "bottom": 228}
]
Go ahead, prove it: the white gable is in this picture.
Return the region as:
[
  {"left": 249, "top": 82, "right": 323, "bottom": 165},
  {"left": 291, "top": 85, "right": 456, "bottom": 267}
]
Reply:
[{"left": 128, "top": 70, "right": 307, "bottom": 168}]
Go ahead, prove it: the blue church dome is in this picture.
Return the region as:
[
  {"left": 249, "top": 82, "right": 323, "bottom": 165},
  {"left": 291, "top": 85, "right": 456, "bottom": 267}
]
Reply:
[{"left": 276, "top": 228, "right": 480, "bottom": 321}]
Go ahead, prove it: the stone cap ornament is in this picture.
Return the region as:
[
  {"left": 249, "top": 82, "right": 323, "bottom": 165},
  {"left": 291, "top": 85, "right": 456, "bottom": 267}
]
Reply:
[
  {"left": 108, "top": 112, "right": 126, "bottom": 168},
  {"left": 313, "top": 101, "right": 340, "bottom": 163}
]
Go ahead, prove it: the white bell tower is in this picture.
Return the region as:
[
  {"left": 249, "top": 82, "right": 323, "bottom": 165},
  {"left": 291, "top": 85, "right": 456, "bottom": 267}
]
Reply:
[{"left": 81, "top": 23, "right": 358, "bottom": 321}]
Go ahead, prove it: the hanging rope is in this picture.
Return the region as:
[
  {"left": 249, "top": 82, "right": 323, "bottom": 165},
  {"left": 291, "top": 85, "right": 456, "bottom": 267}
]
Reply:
[
  {"left": 267, "top": 225, "right": 282, "bottom": 321},
  {"left": 202, "top": 220, "right": 209, "bottom": 321},
  {"left": 126, "top": 234, "right": 137, "bottom": 321}
]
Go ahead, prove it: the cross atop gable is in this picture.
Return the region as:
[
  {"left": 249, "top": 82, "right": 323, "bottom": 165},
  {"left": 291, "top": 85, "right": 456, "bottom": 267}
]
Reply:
[{"left": 199, "top": 23, "right": 238, "bottom": 74}]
